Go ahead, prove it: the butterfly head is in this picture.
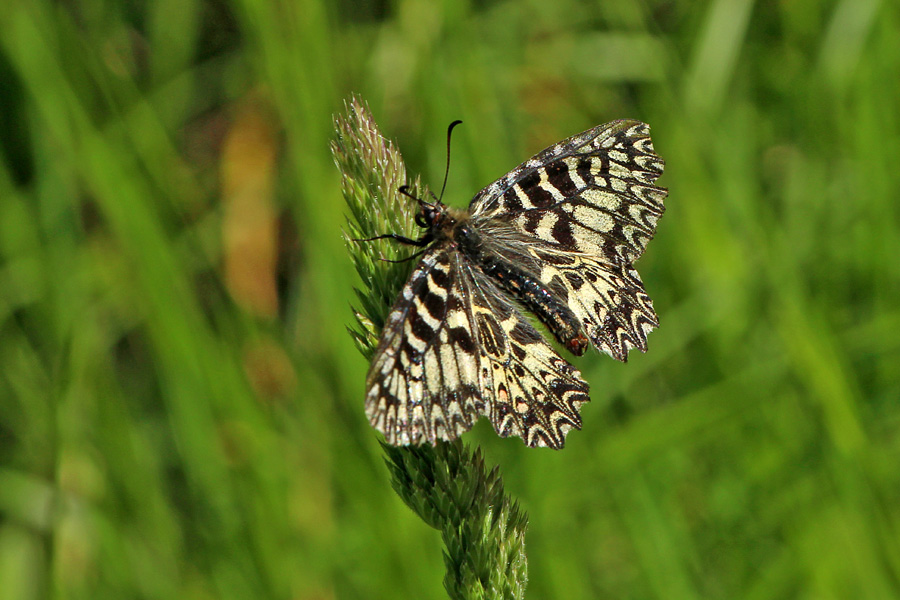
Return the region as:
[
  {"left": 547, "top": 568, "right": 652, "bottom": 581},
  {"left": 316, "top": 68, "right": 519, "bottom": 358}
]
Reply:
[
  {"left": 414, "top": 198, "right": 447, "bottom": 230},
  {"left": 398, "top": 185, "right": 452, "bottom": 233}
]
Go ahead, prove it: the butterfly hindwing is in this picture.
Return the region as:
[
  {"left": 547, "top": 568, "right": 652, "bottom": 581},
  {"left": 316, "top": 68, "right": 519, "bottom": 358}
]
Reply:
[
  {"left": 459, "top": 261, "right": 589, "bottom": 448},
  {"left": 365, "top": 246, "right": 590, "bottom": 448},
  {"left": 528, "top": 245, "right": 658, "bottom": 361}
]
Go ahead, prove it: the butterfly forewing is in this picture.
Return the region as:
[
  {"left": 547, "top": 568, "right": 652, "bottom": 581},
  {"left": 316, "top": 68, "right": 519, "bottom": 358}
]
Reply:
[
  {"left": 366, "top": 245, "right": 480, "bottom": 445},
  {"left": 364, "top": 120, "right": 667, "bottom": 448},
  {"left": 470, "top": 120, "right": 666, "bottom": 262}
]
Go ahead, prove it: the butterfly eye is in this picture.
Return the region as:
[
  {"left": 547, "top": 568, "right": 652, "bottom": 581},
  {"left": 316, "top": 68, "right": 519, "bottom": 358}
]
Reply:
[{"left": 415, "top": 203, "right": 440, "bottom": 229}]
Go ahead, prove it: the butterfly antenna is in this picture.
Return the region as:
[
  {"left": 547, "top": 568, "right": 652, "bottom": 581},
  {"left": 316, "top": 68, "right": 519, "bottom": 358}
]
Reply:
[{"left": 438, "top": 120, "right": 463, "bottom": 202}]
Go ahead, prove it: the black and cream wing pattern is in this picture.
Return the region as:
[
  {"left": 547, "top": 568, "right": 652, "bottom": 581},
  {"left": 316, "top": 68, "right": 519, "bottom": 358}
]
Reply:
[{"left": 365, "top": 120, "right": 667, "bottom": 448}]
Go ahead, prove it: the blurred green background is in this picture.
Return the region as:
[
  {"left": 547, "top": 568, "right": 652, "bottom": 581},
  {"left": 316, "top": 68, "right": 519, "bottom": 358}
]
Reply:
[{"left": 1, "top": 0, "right": 899, "bottom": 598}]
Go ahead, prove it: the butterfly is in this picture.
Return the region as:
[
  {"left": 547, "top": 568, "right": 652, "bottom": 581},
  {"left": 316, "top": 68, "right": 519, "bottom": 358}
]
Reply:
[{"left": 365, "top": 120, "right": 667, "bottom": 448}]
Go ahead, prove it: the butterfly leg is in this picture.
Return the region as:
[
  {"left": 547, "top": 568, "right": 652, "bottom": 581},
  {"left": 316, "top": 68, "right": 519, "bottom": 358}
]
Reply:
[
  {"left": 354, "top": 232, "right": 434, "bottom": 247},
  {"left": 378, "top": 249, "right": 428, "bottom": 264}
]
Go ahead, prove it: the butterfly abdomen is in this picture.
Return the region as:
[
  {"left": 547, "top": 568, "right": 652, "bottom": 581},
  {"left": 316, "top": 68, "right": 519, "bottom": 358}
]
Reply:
[{"left": 453, "top": 222, "right": 589, "bottom": 356}]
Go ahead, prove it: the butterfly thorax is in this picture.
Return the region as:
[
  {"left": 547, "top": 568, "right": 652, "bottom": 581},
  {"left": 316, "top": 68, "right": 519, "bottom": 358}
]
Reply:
[{"left": 421, "top": 201, "right": 589, "bottom": 357}]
